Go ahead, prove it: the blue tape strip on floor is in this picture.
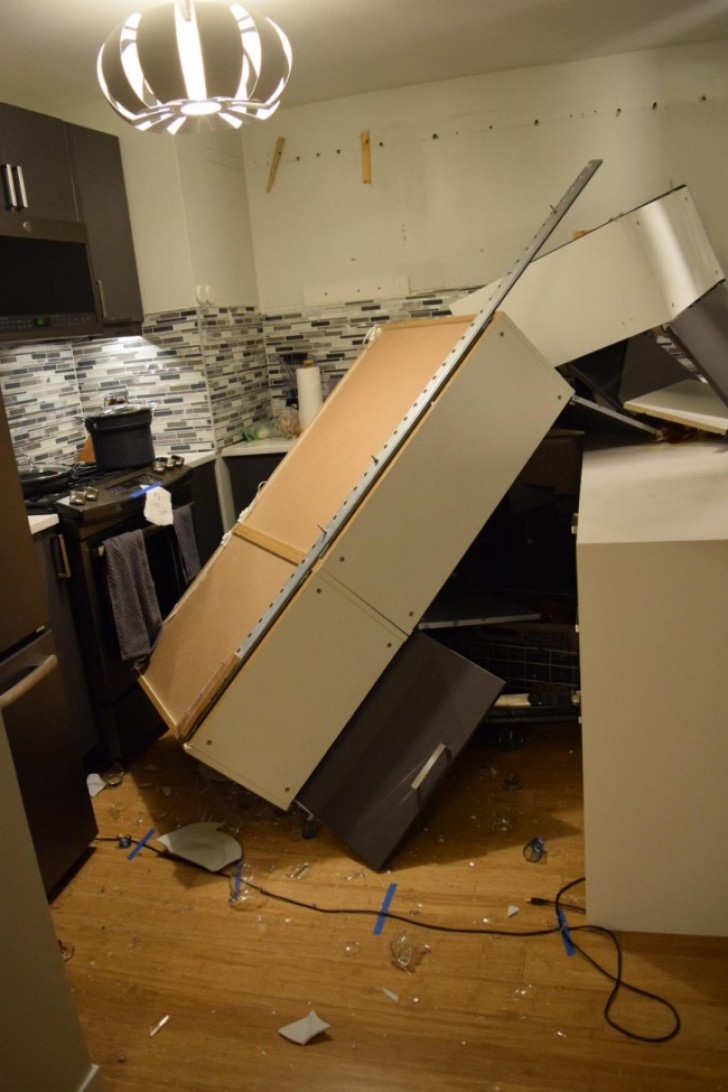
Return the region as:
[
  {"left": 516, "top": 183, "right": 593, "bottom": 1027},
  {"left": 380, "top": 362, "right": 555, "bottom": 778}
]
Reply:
[
  {"left": 127, "top": 826, "right": 155, "bottom": 860},
  {"left": 557, "top": 907, "right": 576, "bottom": 956},
  {"left": 373, "top": 882, "right": 398, "bottom": 935}
]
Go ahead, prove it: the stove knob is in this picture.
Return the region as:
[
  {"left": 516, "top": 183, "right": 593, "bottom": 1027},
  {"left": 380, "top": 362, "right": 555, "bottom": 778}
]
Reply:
[
  {"left": 69, "top": 490, "right": 87, "bottom": 507},
  {"left": 83, "top": 488, "right": 99, "bottom": 501}
]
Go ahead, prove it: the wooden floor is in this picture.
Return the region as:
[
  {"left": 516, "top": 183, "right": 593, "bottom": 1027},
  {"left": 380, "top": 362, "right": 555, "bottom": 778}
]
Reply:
[{"left": 51, "top": 720, "right": 728, "bottom": 1092}]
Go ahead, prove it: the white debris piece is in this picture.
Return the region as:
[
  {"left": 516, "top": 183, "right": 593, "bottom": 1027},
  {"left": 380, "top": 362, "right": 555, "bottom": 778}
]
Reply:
[{"left": 278, "top": 1010, "right": 331, "bottom": 1045}]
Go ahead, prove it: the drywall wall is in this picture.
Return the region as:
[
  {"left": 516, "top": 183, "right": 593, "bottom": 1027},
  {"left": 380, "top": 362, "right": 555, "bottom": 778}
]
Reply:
[
  {"left": 240, "top": 40, "right": 728, "bottom": 310},
  {"left": 6, "top": 39, "right": 728, "bottom": 317}
]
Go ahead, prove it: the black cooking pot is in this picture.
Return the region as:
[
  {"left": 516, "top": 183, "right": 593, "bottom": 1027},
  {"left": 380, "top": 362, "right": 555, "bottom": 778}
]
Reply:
[
  {"left": 19, "top": 464, "right": 73, "bottom": 498},
  {"left": 84, "top": 405, "right": 155, "bottom": 471}
]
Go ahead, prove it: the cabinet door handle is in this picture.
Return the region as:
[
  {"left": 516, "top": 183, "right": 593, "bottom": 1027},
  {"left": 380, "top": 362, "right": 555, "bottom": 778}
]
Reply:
[
  {"left": 96, "top": 278, "right": 107, "bottom": 319},
  {"left": 12, "top": 165, "right": 28, "bottom": 209},
  {"left": 1, "top": 163, "right": 18, "bottom": 209},
  {"left": 0, "top": 654, "right": 58, "bottom": 713},
  {"left": 411, "top": 742, "right": 448, "bottom": 792},
  {"left": 52, "top": 533, "right": 72, "bottom": 579}
]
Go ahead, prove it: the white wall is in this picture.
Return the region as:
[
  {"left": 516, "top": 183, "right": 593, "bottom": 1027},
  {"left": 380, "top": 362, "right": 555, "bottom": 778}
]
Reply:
[
  {"left": 176, "top": 130, "right": 259, "bottom": 309},
  {"left": 6, "top": 39, "right": 728, "bottom": 316},
  {"left": 240, "top": 40, "right": 728, "bottom": 311}
]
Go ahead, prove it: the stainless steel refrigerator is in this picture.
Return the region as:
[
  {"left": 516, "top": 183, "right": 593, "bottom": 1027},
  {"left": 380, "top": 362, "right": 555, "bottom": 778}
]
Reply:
[{"left": 0, "top": 390, "right": 96, "bottom": 894}]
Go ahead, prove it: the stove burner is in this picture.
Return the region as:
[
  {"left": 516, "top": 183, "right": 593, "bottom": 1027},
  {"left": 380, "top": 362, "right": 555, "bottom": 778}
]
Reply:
[
  {"left": 24, "top": 460, "right": 191, "bottom": 526},
  {"left": 25, "top": 463, "right": 116, "bottom": 513}
]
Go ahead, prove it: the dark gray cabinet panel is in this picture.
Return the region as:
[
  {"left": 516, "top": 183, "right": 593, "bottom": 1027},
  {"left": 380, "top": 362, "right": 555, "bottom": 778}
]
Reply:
[
  {"left": 0, "top": 103, "right": 78, "bottom": 221},
  {"left": 66, "top": 124, "right": 143, "bottom": 331},
  {"left": 34, "top": 531, "right": 99, "bottom": 758},
  {"left": 225, "top": 452, "right": 286, "bottom": 516},
  {"left": 190, "top": 459, "right": 224, "bottom": 565},
  {"left": 668, "top": 283, "right": 728, "bottom": 409},
  {"left": 298, "top": 632, "right": 504, "bottom": 870}
]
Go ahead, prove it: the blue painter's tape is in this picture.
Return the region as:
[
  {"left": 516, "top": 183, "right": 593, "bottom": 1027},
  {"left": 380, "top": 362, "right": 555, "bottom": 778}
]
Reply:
[
  {"left": 557, "top": 907, "right": 576, "bottom": 956},
  {"left": 127, "top": 826, "right": 155, "bottom": 860},
  {"left": 373, "top": 882, "right": 397, "bottom": 935}
]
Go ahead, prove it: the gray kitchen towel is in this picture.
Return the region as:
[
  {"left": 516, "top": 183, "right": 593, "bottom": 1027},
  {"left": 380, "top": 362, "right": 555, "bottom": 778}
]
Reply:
[
  {"left": 104, "top": 530, "right": 162, "bottom": 662},
  {"left": 173, "top": 503, "right": 201, "bottom": 585}
]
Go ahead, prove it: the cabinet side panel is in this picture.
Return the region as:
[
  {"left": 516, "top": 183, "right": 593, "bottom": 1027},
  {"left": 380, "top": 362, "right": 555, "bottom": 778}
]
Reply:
[
  {"left": 453, "top": 190, "right": 723, "bottom": 368},
  {"left": 578, "top": 539, "right": 728, "bottom": 935}
]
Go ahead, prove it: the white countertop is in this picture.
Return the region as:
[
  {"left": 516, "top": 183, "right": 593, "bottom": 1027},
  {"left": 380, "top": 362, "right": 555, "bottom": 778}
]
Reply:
[
  {"left": 181, "top": 450, "right": 217, "bottom": 468},
  {"left": 29, "top": 513, "right": 59, "bottom": 535},
  {"left": 222, "top": 438, "right": 296, "bottom": 457},
  {"left": 578, "top": 437, "right": 728, "bottom": 545}
]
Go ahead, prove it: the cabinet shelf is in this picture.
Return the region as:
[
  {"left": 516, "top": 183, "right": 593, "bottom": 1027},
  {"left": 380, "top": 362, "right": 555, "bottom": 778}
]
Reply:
[{"left": 420, "top": 579, "right": 540, "bottom": 630}]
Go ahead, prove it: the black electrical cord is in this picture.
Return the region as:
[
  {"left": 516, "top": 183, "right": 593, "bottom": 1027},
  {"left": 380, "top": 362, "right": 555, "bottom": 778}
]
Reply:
[
  {"left": 95, "top": 835, "right": 560, "bottom": 937},
  {"left": 93, "top": 835, "right": 681, "bottom": 1040},
  {"left": 552, "top": 877, "right": 681, "bottom": 1043},
  {"left": 229, "top": 876, "right": 563, "bottom": 937}
]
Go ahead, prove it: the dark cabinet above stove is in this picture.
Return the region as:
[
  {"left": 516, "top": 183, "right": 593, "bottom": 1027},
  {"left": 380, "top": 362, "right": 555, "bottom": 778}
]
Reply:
[
  {"left": 0, "top": 100, "right": 143, "bottom": 340},
  {"left": 66, "top": 124, "right": 143, "bottom": 334},
  {"left": 0, "top": 103, "right": 78, "bottom": 222}
]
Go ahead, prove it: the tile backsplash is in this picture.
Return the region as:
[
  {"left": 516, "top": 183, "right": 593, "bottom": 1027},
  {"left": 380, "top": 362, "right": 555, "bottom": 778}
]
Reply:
[
  {"left": 0, "top": 288, "right": 473, "bottom": 464},
  {"left": 263, "top": 289, "right": 468, "bottom": 409}
]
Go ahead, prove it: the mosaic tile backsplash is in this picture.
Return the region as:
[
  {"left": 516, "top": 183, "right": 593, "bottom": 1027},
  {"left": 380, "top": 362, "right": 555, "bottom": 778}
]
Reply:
[{"left": 0, "top": 288, "right": 473, "bottom": 464}]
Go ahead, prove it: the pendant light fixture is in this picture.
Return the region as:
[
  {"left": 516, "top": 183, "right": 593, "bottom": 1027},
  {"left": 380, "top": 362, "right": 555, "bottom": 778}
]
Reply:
[{"left": 97, "top": 0, "right": 292, "bottom": 134}]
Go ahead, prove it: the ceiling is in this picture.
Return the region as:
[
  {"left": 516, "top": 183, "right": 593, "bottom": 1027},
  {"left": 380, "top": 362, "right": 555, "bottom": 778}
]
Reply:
[{"left": 3, "top": 0, "right": 728, "bottom": 115}]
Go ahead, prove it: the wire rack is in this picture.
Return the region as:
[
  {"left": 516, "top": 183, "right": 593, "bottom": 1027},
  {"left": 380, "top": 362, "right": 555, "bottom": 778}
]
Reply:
[{"left": 436, "top": 621, "right": 580, "bottom": 715}]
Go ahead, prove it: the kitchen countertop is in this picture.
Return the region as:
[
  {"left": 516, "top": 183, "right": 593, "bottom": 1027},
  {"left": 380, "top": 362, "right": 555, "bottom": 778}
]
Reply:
[
  {"left": 29, "top": 513, "right": 59, "bottom": 535},
  {"left": 222, "top": 438, "right": 296, "bottom": 457},
  {"left": 182, "top": 450, "right": 217, "bottom": 468}
]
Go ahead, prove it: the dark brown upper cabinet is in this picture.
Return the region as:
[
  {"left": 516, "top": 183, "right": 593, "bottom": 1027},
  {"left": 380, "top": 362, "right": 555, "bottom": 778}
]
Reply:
[
  {"left": 0, "top": 101, "right": 143, "bottom": 337},
  {"left": 66, "top": 124, "right": 143, "bottom": 333},
  {"left": 0, "top": 103, "right": 78, "bottom": 222}
]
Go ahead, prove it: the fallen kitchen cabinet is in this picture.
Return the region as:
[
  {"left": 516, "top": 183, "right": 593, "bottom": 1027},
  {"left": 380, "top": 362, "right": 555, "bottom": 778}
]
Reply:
[
  {"left": 452, "top": 185, "right": 723, "bottom": 370},
  {"left": 139, "top": 311, "right": 570, "bottom": 810}
]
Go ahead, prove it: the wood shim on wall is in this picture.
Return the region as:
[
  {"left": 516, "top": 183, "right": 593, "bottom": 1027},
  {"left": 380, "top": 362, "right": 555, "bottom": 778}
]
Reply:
[
  {"left": 360, "top": 130, "right": 371, "bottom": 183},
  {"left": 266, "top": 136, "right": 285, "bottom": 192}
]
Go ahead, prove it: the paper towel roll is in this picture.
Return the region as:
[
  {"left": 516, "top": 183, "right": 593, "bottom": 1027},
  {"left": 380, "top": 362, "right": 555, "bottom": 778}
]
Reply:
[{"left": 297, "top": 366, "right": 323, "bottom": 430}]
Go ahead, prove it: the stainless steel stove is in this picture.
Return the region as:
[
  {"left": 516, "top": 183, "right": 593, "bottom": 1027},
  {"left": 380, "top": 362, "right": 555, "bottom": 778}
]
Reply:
[
  {"left": 54, "top": 460, "right": 192, "bottom": 535},
  {"left": 32, "top": 458, "right": 196, "bottom": 764}
]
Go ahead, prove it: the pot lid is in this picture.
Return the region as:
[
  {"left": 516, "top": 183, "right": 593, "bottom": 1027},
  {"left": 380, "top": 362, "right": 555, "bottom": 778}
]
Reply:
[{"left": 92, "top": 402, "right": 156, "bottom": 417}]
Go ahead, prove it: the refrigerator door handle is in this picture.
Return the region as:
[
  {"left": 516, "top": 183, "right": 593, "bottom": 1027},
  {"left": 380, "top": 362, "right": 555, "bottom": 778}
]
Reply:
[
  {"left": 0, "top": 654, "right": 58, "bottom": 713},
  {"left": 52, "top": 533, "right": 72, "bottom": 579}
]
